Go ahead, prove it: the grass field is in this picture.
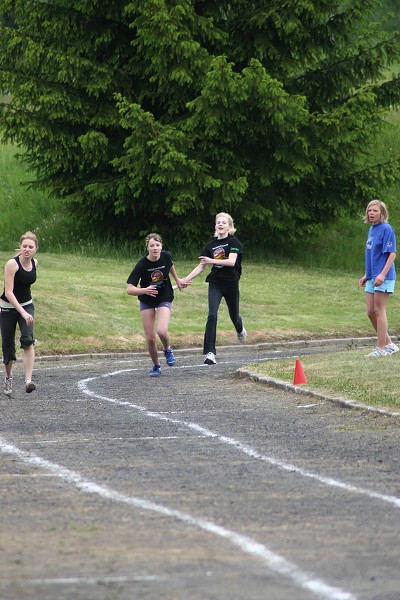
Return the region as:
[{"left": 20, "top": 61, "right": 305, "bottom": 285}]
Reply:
[{"left": 245, "top": 349, "right": 400, "bottom": 411}]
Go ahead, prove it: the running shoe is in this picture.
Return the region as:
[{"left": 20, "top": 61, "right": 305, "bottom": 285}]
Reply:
[
  {"left": 237, "top": 327, "right": 247, "bottom": 343},
  {"left": 4, "top": 377, "right": 13, "bottom": 396},
  {"left": 385, "top": 343, "right": 399, "bottom": 355},
  {"left": 163, "top": 347, "right": 176, "bottom": 366},
  {"left": 366, "top": 347, "right": 388, "bottom": 357},
  {"left": 25, "top": 380, "right": 36, "bottom": 393},
  {"left": 149, "top": 364, "right": 162, "bottom": 377},
  {"left": 204, "top": 352, "right": 216, "bottom": 365}
]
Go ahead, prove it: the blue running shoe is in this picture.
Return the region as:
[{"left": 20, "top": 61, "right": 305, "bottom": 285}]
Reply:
[
  {"left": 150, "top": 364, "right": 161, "bottom": 376},
  {"left": 163, "top": 347, "right": 176, "bottom": 366}
]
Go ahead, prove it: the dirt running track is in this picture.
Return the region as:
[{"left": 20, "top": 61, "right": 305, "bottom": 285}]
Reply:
[{"left": 0, "top": 344, "right": 399, "bottom": 600}]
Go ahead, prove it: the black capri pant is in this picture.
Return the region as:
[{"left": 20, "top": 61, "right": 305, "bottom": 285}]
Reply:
[
  {"left": 203, "top": 282, "right": 243, "bottom": 355},
  {"left": 0, "top": 303, "right": 35, "bottom": 365}
]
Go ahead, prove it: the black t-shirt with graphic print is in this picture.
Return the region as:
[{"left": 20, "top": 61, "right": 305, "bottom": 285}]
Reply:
[
  {"left": 127, "top": 250, "right": 174, "bottom": 306},
  {"left": 203, "top": 235, "right": 243, "bottom": 284}
]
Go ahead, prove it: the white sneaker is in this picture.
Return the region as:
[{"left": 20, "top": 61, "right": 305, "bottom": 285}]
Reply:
[
  {"left": 385, "top": 343, "right": 399, "bottom": 355},
  {"left": 366, "top": 347, "right": 388, "bottom": 357},
  {"left": 237, "top": 327, "right": 247, "bottom": 343},
  {"left": 4, "top": 376, "right": 13, "bottom": 396},
  {"left": 204, "top": 352, "right": 216, "bottom": 365}
]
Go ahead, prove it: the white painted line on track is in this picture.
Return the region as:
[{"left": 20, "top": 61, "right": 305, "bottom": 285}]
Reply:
[
  {"left": 6, "top": 575, "right": 162, "bottom": 584},
  {"left": 78, "top": 369, "right": 400, "bottom": 510},
  {"left": 17, "top": 435, "right": 206, "bottom": 445},
  {"left": 3, "top": 572, "right": 214, "bottom": 585},
  {"left": 0, "top": 436, "right": 357, "bottom": 600}
]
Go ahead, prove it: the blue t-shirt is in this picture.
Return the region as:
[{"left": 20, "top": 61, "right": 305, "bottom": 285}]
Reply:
[{"left": 365, "top": 222, "right": 396, "bottom": 280}]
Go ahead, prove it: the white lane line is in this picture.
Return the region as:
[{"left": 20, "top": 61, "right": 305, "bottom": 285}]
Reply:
[
  {"left": 78, "top": 369, "right": 400, "bottom": 510},
  {"left": 4, "top": 575, "right": 162, "bottom": 584},
  {"left": 17, "top": 435, "right": 206, "bottom": 445},
  {"left": 3, "top": 572, "right": 214, "bottom": 585},
  {"left": 0, "top": 436, "right": 356, "bottom": 600}
]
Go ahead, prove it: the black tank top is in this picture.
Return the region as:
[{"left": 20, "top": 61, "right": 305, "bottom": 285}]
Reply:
[{"left": 1, "top": 256, "right": 36, "bottom": 304}]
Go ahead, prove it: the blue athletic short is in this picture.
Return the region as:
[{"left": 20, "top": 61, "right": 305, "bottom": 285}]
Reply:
[{"left": 365, "top": 279, "right": 395, "bottom": 294}]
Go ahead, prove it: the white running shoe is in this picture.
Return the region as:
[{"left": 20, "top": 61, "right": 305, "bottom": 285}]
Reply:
[
  {"left": 4, "top": 377, "right": 13, "bottom": 396},
  {"left": 204, "top": 352, "right": 216, "bottom": 365},
  {"left": 366, "top": 347, "right": 388, "bottom": 357},
  {"left": 237, "top": 327, "right": 247, "bottom": 343},
  {"left": 385, "top": 343, "right": 399, "bottom": 355}
]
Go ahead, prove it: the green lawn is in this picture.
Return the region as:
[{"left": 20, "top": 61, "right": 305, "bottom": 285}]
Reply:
[{"left": 244, "top": 349, "right": 400, "bottom": 412}]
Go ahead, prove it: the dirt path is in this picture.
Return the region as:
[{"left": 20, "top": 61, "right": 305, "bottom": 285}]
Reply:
[{"left": 0, "top": 345, "right": 399, "bottom": 600}]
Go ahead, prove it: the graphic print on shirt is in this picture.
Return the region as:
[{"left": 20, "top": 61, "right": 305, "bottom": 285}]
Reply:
[
  {"left": 213, "top": 244, "right": 228, "bottom": 268},
  {"left": 151, "top": 269, "right": 164, "bottom": 286},
  {"left": 213, "top": 246, "right": 226, "bottom": 260}
]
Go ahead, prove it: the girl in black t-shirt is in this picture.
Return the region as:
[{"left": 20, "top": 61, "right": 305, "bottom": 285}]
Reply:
[
  {"left": 127, "top": 233, "right": 187, "bottom": 376},
  {"left": 183, "top": 213, "right": 247, "bottom": 365}
]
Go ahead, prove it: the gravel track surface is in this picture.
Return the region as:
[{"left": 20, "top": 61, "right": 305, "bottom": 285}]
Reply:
[{"left": 0, "top": 343, "right": 399, "bottom": 600}]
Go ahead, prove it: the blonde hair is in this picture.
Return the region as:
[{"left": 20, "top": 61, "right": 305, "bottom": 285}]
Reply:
[
  {"left": 214, "top": 212, "right": 236, "bottom": 236},
  {"left": 145, "top": 232, "right": 162, "bottom": 247},
  {"left": 16, "top": 231, "right": 39, "bottom": 253},
  {"left": 363, "top": 200, "right": 389, "bottom": 224}
]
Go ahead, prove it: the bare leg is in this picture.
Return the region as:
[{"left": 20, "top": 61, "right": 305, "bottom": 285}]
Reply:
[
  {"left": 156, "top": 306, "right": 171, "bottom": 350},
  {"left": 365, "top": 291, "right": 392, "bottom": 350},
  {"left": 23, "top": 345, "right": 35, "bottom": 382},
  {"left": 140, "top": 308, "right": 160, "bottom": 365}
]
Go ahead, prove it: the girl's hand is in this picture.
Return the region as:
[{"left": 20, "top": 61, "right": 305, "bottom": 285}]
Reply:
[
  {"left": 374, "top": 274, "right": 384, "bottom": 286},
  {"left": 199, "top": 256, "right": 211, "bottom": 265},
  {"left": 176, "top": 278, "right": 190, "bottom": 290},
  {"left": 358, "top": 275, "right": 367, "bottom": 287},
  {"left": 23, "top": 311, "right": 34, "bottom": 326},
  {"left": 146, "top": 285, "right": 159, "bottom": 297}
]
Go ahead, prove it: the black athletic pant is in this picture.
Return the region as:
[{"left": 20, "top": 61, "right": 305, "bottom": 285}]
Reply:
[
  {"left": 203, "top": 281, "right": 243, "bottom": 355},
  {"left": 0, "top": 304, "right": 35, "bottom": 365}
]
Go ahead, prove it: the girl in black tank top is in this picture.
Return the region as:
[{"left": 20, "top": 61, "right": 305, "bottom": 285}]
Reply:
[{"left": 1, "top": 232, "right": 39, "bottom": 395}]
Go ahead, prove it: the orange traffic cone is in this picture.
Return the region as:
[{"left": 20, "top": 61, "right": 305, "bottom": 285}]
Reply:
[{"left": 293, "top": 359, "right": 307, "bottom": 385}]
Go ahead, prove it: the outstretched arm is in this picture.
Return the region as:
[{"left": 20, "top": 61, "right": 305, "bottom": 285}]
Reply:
[
  {"left": 170, "top": 264, "right": 189, "bottom": 290},
  {"left": 183, "top": 262, "right": 206, "bottom": 284},
  {"left": 199, "top": 252, "right": 238, "bottom": 268}
]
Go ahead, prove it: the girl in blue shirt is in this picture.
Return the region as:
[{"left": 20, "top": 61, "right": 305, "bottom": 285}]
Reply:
[{"left": 359, "top": 200, "right": 397, "bottom": 357}]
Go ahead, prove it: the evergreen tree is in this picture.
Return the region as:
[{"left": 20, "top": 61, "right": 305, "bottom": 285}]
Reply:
[{"left": 0, "top": 0, "right": 399, "bottom": 249}]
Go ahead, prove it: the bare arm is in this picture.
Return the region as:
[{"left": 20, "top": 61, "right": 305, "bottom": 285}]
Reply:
[
  {"left": 199, "top": 252, "right": 238, "bottom": 268},
  {"left": 374, "top": 252, "right": 397, "bottom": 286},
  {"left": 169, "top": 264, "right": 189, "bottom": 290},
  {"left": 127, "top": 283, "right": 158, "bottom": 298},
  {"left": 183, "top": 262, "right": 206, "bottom": 283}
]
